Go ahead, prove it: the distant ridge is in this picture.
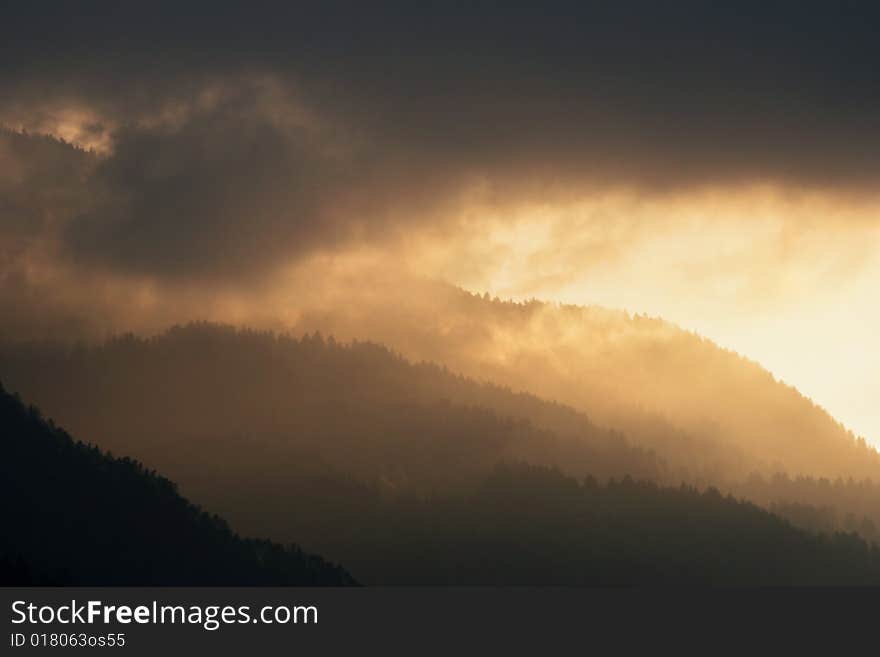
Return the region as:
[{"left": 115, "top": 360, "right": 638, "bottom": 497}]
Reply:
[{"left": 292, "top": 283, "right": 880, "bottom": 481}]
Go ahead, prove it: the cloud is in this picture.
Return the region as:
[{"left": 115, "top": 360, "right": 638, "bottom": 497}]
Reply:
[
  {"left": 2, "top": 1, "right": 880, "bottom": 334},
  {"left": 0, "top": 76, "right": 509, "bottom": 283},
  {"left": 4, "top": 2, "right": 880, "bottom": 192},
  {"left": 61, "top": 79, "right": 359, "bottom": 281}
]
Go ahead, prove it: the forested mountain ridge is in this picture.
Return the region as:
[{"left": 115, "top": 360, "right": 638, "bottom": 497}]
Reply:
[
  {"left": 0, "top": 323, "right": 663, "bottom": 492},
  {"left": 294, "top": 282, "right": 880, "bottom": 481},
  {"left": 3, "top": 322, "right": 880, "bottom": 547},
  {"left": 0, "top": 382, "right": 355, "bottom": 585},
  {"left": 5, "top": 379, "right": 880, "bottom": 586},
  {"left": 310, "top": 463, "right": 880, "bottom": 586}
]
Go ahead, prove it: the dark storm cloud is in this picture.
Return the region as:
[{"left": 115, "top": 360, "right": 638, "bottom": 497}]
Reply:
[
  {"left": 63, "top": 83, "right": 353, "bottom": 280},
  {"left": 4, "top": 1, "right": 880, "bottom": 185},
  {"left": 2, "top": 1, "right": 880, "bottom": 281}
]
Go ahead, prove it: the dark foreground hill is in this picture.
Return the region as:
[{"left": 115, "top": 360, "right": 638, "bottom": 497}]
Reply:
[{"left": 0, "top": 383, "right": 354, "bottom": 585}]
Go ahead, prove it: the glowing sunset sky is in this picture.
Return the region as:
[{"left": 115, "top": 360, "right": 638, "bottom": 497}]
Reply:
[{"left": 1, "top": 2, "right": 878, "bottom": 445}]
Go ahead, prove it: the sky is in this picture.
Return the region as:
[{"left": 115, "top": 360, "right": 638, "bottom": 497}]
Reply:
[{"left": 1, "top": 1, "right": 878, "bottom": 445}]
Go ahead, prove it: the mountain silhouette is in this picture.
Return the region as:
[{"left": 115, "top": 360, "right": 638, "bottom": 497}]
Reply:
[
  {"left": 0, "top": 381, "right": 355, "bottom": 585},
  {"left": 5, "top": 379, "right": 880, "bottom": 585}
]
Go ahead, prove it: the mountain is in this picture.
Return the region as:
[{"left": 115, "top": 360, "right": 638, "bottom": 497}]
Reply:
[
  {"left": 299, "top": 463, "right": 880, "bottom": 586},
  {"left": 292, "top": 281, "right": 880, "bottom": 481},
  {"left": 0, "top": 323, "right": 662, "bottom": 495},
  {"left": 5, "top": 326, "right": 880, "bottom": 584},
  {"left": 3, "top": 322, "right": 880, "bottom": 548},
  {"left": 0, "top": 382, "right": 354, "bottom": 585}
]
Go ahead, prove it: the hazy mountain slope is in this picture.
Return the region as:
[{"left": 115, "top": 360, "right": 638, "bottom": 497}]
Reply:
[
  {"left": 0, "top": 323, "right": 662, "bottom": 496},
  {"left": 293, "top": 281, "right": 880, "bottom": 481},
  {"left": 0, "top": 382, "right": 354, "bottom": 585},
  {"left": 4, "top": 378, "right": 879, "bottom": 586},
  {"left": 730, "top": 473, "right": 880, "bottom": 544},
  {"left": 4, "top": 323, "right": 880, "bottom": 546},
  {"left": 214, "top": 463, "right": 880, "bottom": 586}
]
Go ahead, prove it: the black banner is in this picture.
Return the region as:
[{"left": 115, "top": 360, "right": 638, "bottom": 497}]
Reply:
[{"left": 1, "top": 587, "right": 876, "bottom": 654}]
